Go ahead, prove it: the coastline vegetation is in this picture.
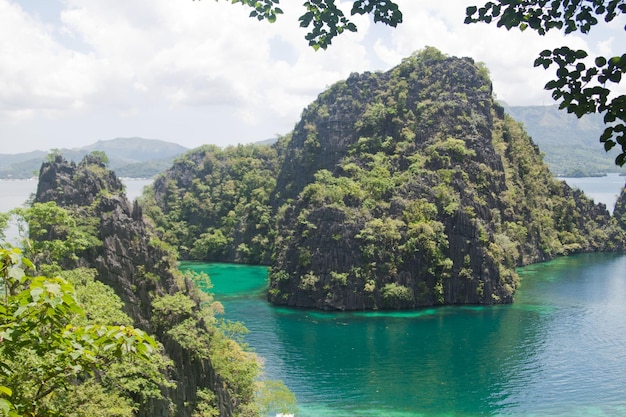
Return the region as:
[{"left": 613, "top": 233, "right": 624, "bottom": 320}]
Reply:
[
  {"left": 1, "top": 45, "right": 625, "bottom": 414},
  {"left": 142, "top": 49, "right": 626, "bottom": 311},
  {"left": 0, "top": 153, "right": 296, "bottom": 417}
]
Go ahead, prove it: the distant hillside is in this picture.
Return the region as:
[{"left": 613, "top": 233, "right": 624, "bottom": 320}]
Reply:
[
  {"left": 505, "top": 105, "right": 626, "bottom": 176},
  {"left": 0, "top": 137, "right": 188, "bottom": 179}
]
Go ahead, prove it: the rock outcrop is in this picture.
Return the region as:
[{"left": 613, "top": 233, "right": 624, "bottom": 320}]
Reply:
[
  {"left": 615, "top": 184, "right": 626, "bottom": 229},
  {"left": 141, "top": 48, "right": 625, "bottom": 311},
  {"left": 267, "top": 49, "right": 625, "bottom": 310},
  {"left": 33, "top": 154, "right": 249, "bottom": 417}
]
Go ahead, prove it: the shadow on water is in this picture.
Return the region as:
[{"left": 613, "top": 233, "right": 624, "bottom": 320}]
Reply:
[{"left": 181, "top": 253, "right": 626, "bottom": 417}]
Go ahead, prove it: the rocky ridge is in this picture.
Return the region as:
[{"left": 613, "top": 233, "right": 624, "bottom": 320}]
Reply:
[
  {"left": 34, "top": 154, "right": 252, "bottom": 417},
  {"left": 268, "top": 49, "right": 624, "bottom": 309},
  {"left": 144, "top": 48, "right": 625, "bottom": 311}
]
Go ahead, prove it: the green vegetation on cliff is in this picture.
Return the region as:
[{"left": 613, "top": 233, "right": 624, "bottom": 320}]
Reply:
[
  {"left": 1, "top": 155, "right": 295, "bottom": 416},
  {"left": 267, "top": 49, "right": 624, "bottom": 310},
  {"left": 142, "top": 48, "right": 625, "bottom": 312},
  {"left": 143, "top": 143, "right": 283, "bottom": 264},
  {"left": 615, "top": 186, "right": 626, "bottom": 229}
]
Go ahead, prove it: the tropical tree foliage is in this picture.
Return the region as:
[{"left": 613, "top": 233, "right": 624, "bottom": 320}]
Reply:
[
  {"left": 143, "top": 143, "right": 281, "bottom": 264},
  {"left": 0, "top": 214, "right": 7, "bottom": 242},
  {"left": 0, "top": 247, "right": 157, "bottom": 417},
  {"left": 217, "top": 0, "right": 402, "bottom": 49},
  {"left": 465, "top": 0, "right": 626, "bottom": 166},
  {"left": 11, "top": 202, "right": 100, "bottom": 272}
]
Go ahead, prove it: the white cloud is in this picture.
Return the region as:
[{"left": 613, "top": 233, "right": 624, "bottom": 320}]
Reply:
[
  {"left": 1, "top": 0, "right": 623, "bottom": 153},
  {"left": 54, "top": 0, "right": 373, "bottom": 125},
  {"left": 370, "top": 0, "right": 602, "bottom": 106},
  {"left": 0, "top": 1, "right": 101, "bottom": 120}
]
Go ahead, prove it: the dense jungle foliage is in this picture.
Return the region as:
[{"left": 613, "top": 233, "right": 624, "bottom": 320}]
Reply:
[
  {"left": 142, "top": 143, "right": 284, "bottom": 264},
  {"left": 142, "top": 48, "right": 625, "bottom": 311},
  {"left": 0, "top": 247, "right": 163, "bottom": 417},
  {"left": 0, "top": 154, "right": 295, "bottom": 417}
]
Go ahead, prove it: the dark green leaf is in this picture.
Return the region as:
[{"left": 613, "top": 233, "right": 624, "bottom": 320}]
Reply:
[{"left": 575, "top": 49, "right": 588, "bottom": 59}]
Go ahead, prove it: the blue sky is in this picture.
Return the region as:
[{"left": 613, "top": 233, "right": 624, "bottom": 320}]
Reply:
[{"left": 1, "top": 0, "right": 624, "bottom": 154}]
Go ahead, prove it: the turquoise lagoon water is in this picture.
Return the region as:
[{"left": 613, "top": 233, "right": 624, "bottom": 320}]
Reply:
[
  {"left": 181, "top": 253, "right": 626, "bottom": 417},
  {"left": 2, "top": 176, "right": 625, "bottom": 416}
]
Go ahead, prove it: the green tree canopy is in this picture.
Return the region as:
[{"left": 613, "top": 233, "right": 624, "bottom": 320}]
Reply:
[
  {"left": 88, "top": 150, "right": 110, "bottom": 166},
  {"left": 0, "top": 247, "right": 157, "bottom": 417}
]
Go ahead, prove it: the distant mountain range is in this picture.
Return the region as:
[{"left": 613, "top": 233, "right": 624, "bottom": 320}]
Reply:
[
  {"left": 0, "top": 138, "right": 189, "bottom": 179},
  {"left": 1, "top": 109, "right": 623, "bottom": 179},
  {"left": 504, "top": 105, "right": 626, "bottom": 177}
]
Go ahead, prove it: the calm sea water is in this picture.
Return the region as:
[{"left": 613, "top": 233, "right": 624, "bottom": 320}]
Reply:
[
  {"left": 558, "top": 173, "right": 625, "bottom": 213},
  {"left": 182, "top": 253, "right": 626, "bottom": 417}
]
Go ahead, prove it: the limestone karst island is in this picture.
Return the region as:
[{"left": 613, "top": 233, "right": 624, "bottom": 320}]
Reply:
[{"left": 2, "top": 49, "right": 626, "bottom": 417}]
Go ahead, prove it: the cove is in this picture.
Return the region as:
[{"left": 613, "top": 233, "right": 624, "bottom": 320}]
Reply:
[{"left": 180, "top": 253, "right": 626, "bottom": 417}]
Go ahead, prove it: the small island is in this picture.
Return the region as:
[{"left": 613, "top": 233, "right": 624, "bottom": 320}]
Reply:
[{"left": 142, "top": 48, "right": 626, "bottom": 311}]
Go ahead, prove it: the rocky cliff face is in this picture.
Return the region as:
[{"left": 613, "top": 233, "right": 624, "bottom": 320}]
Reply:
[
  {"left": 140, "top": 48, "right": 625, "bottom": 311},
  {"left": 267, "top": 49, "right": 625, "bottom": 310},
  {"left": 34, "top": 154, "right": 247, "bottom": 417}
]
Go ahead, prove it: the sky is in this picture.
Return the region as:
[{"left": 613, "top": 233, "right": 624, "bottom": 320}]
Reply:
[{"left": 1, "top": 0, "right": 624, "bottom": 154}]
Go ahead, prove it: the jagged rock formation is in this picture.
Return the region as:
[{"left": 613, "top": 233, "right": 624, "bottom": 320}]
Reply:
[
  {"left": 143, "top": 48, "right": 625, "bottom": 311},
  {"left": 33, "top": 154, "right": 252, "bottom": 417},
  {"left": 266, "top": 49, "right": 624, "bottom": 310}
]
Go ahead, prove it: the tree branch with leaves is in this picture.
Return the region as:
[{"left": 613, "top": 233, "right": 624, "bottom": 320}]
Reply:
[
  {"left": 209, "top": 0, "right": 403, "bottom": 50},
  {"left": 465, "top": 0, "right": 626, "bottom": 165},
  {"left": 0, "top": 247, "right": 157, "bottom": 417}
]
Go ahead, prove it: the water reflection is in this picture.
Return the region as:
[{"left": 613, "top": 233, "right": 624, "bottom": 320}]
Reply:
[{"left": 183, "top": 253, "right": 626, "bottom": 417}]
